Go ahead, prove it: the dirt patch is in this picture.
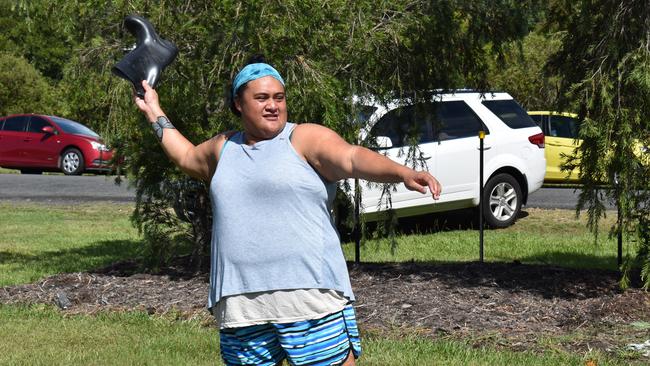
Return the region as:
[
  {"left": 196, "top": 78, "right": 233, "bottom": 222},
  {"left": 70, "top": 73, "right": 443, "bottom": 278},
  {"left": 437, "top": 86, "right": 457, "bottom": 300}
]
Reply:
[{"left": 1, "top": 259, "right": 649, "bottom": 359}]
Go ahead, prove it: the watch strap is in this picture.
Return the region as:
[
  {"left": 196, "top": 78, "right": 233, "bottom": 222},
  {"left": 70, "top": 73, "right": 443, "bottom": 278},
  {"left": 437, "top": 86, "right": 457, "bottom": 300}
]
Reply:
[{"left": 151, "top": 116, "right": 175, "bottom": 141}]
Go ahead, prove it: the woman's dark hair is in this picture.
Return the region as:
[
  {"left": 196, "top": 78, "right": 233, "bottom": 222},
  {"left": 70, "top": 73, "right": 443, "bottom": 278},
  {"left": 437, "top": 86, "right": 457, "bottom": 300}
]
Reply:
[{"left": 228, "top": 54, "right": 269, "bottom": 117}]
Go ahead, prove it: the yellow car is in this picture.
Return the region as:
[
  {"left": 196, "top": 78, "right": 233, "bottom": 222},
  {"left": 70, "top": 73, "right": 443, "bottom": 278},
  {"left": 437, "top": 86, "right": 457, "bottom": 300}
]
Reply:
[
  {"left": 529, "top": 111, "right": 648, "bottom": 185},
  {"left": 528, "top": 111, "right": 581, "bottom": 183}
]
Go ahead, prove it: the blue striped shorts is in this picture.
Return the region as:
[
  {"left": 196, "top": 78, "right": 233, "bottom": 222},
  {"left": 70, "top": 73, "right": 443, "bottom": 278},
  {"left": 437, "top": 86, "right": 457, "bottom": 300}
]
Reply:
[{"left": 219, "top": 304, "right": 362, "bottom": 365}]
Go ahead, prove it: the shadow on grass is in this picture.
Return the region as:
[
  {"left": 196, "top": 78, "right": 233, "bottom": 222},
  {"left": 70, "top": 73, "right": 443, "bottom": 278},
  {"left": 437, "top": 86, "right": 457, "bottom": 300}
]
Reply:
[
  {"left": 358, "top": 208, "right": 531, "bottom": 239},
  {"left": 517, "top": 250, "right": 619, "bottom": 271},
  {"left": 0, "top": 239, "right": 141, "bottom": 279}
]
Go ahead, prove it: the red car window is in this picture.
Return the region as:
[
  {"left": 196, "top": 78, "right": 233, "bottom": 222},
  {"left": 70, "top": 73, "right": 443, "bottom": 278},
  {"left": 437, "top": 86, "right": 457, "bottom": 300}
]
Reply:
[
  {"left": 27, "top": 116, "right": 53, "bottom": 133},
  {"left": 2, "top": 116, "right": 29, "bottom": 132}
]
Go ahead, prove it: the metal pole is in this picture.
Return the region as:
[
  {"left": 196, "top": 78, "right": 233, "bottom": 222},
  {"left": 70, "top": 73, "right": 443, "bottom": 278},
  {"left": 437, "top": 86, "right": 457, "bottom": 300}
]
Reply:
[
  {"left": 354, "top": 178, "right": 361, "bottom": 265},
  {"left": 479, "top": 131, "right": 485, "bottom": 263},
  {"left": 614, "top": 172, "right": 623, "bottom": 268},
  {"left": 617, "top": 199, "right": 623, "bottom": 267}
]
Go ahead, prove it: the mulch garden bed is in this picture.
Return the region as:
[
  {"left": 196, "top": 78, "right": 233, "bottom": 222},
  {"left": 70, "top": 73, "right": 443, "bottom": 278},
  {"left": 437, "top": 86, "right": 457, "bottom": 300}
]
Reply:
[{"left": 2, "top": 258, "right": 649, "bottom": 359}]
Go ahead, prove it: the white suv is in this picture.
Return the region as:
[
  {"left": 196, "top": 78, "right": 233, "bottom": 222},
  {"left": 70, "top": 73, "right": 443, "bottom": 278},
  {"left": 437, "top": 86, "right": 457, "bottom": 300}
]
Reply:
[{"left": 351, "top": 91, "right": 546, "bottom": 228}]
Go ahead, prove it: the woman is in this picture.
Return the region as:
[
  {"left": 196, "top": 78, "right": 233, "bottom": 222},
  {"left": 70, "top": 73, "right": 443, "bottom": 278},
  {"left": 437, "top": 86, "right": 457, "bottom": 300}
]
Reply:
[{"left": 135, "top": 58, "right": 441, "bottom": 366}]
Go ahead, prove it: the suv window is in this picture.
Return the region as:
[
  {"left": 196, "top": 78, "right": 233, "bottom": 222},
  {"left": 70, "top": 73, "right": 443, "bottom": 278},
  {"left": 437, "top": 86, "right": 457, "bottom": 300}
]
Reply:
[
  {"left": 550, "top": 115, "right": 579, "bottom": 139},
  {"left": 482, "top": 100, "right": 537, "bottom": 129},
  {"left": 370, "top": 101, "right": 488, "bottom": 147},
  {"left": 1, "top": 116, "right": 29, "bottom": 132},
  {"left": 27, "top": 116, "right": 52, "bottom": 133},
  {"left": 435, "top": 101, "right": 487, "bottom": 141},
  {"left": 370, "top": 104, "right": 434, "bottom": 148}
]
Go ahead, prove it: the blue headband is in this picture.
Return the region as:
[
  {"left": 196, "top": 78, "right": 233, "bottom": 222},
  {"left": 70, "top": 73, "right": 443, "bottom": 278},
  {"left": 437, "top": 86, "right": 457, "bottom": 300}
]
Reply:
[{"left": 232, "top": 63, "right": 285, "bottom": 97}]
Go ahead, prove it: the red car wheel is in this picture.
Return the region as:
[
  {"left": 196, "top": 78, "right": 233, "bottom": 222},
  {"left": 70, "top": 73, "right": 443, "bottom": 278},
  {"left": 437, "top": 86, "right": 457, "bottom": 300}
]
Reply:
[{"left": 61, "top": 148, "right": 85, "bottom": 175}]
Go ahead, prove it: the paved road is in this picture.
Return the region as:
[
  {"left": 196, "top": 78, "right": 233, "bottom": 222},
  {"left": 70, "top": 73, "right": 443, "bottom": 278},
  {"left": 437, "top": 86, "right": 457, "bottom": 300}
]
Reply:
[
  {"left": 528, "top": 186, "right": 616, "bottom": 210},
  {"left": 527, "top": 186, "right": 583, "bottom": 209},
  {"left": 0, "top": 174, "right": 135, "bottom": 203},
  {"left": 0, "top": 174, "right": 613, "bottom": 210}
]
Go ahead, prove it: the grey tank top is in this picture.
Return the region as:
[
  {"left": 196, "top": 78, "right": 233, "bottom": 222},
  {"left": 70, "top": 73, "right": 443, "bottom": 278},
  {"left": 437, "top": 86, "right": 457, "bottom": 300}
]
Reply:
[{"left": 207, "top": 122, "right": 355, "bottom": 309}]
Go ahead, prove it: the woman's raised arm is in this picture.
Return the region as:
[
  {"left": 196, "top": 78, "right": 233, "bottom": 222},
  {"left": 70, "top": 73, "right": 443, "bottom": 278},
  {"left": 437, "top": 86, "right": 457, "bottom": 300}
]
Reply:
[{"left": 134, "top": 80, "right": 226, "bottom": 181}]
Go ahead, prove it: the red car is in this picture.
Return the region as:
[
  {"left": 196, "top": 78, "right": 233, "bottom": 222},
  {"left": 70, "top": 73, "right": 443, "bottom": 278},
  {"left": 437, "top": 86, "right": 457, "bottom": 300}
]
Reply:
[{"left": 0, "top": 114, "right": 115, "bottom": 175}]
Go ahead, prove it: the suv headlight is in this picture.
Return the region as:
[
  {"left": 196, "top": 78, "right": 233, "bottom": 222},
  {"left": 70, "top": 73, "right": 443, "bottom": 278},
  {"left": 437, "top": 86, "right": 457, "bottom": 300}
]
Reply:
[{"left": 91, "top": 141, "right": 110, "bottom": 152}]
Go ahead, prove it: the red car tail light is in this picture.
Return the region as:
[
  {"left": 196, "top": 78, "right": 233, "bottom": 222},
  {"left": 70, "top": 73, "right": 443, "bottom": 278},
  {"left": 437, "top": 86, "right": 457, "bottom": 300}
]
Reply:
[{"left": 528, "top": 132, "right": 545, "bottom": 148}]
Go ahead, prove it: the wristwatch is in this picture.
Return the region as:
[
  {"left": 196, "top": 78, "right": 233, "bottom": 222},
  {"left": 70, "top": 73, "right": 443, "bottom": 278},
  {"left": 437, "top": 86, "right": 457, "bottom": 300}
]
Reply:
[{"left": 151, "top": 116, "right": 175, "bottom": 141}]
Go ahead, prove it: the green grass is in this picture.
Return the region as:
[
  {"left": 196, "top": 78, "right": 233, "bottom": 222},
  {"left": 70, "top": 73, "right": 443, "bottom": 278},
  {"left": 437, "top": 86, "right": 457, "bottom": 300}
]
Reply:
[
  {"left": 0, "top": 304, "right": 218, "bottom": 366},
  {"left": 0, "top": 304, "right": 626, "bottom": 366},
  {"left": 0, "top": 167, "right": 19, "bottom": 174},
  {"left": 0, "top": 202, "right": 141, "bottom": 286},
  {"left": 343, "top": 208, "right": 624, "bottom": 270},
  {"left": 0, "top": 202, "right": 625, "bottom": 288},
  {"left": 360, "top": 330, "right": 622, "bottom": 366}
]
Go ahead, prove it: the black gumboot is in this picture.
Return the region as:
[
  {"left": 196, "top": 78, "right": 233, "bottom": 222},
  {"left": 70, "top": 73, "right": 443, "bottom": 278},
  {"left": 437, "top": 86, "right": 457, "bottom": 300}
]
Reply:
[{"left": 112, "top": 15, "right": 178, "bottom": 98}]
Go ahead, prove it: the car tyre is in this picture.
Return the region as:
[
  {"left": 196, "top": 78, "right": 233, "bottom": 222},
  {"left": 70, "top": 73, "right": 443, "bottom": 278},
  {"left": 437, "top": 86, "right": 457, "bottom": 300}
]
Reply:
[
  {"left": 483, "top": 173, "right": 522, "bottom": 228},
  {"left": 61, "top": 148, "right": 84, "bottom": 175}
]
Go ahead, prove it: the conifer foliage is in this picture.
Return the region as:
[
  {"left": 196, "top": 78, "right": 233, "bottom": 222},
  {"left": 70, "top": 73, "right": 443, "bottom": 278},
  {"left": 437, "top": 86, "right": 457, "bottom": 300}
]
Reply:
[{"left": 547, "top": 0, "right": 650, "bottom": 287}]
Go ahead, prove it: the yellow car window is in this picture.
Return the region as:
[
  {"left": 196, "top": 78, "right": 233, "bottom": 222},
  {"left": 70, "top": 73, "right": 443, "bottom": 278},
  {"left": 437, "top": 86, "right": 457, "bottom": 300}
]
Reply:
[{"left": 549, "top": 115, "right": 580, "bottom": 139}]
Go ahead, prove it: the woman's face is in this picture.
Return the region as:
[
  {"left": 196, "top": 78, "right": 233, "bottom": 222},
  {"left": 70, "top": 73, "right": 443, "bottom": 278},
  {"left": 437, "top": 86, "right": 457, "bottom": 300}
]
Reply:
[{"left": 235, "top": 76, "right": 287, "bottom": 143}]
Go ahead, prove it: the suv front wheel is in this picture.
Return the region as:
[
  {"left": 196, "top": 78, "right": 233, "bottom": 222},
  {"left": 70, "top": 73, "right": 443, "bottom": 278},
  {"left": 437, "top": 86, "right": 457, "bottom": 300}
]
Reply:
[{"left": 482, "top": 173, "right": 522, "bottom": 228}]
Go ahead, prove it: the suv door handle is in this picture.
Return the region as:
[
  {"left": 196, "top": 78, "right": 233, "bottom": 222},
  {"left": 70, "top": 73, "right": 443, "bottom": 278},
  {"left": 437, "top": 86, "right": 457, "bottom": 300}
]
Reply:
[{"left": 23, "top": 138, "right": 32, "bottom": 142}]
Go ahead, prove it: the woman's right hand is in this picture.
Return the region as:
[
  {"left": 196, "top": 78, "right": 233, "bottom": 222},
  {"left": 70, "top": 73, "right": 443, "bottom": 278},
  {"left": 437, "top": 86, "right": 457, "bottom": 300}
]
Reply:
[{"left": 134, "top": 80, "right": 165, "bottom": 123}]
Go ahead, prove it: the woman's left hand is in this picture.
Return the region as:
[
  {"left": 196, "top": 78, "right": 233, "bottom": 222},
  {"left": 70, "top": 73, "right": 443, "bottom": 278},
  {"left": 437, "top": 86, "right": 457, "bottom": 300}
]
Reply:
[{"left": 402, "top": 170, "right": 442, "bottom": 200}]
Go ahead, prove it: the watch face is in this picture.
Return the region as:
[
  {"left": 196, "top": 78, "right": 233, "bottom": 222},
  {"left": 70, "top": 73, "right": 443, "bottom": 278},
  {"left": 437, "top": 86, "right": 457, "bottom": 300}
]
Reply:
[{"left": 152, "top": 119, "right": 164, "bottom": 140}]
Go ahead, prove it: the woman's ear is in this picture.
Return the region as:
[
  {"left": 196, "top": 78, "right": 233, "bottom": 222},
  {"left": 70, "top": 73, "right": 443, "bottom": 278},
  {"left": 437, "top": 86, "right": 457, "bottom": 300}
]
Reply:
[{"left": 234, "top": 96, "right": 242, "bottom": 113}]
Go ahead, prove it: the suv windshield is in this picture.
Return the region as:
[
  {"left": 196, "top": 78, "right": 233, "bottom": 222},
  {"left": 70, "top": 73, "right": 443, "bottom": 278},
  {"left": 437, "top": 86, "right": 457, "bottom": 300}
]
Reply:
[
  {"left": 352, "top": 105, "right": 377, "bottom": 125},
  {"left": 49, "top": 116, "right": 99, "bottom": 138},
  {"left": 482, "top": 100, "right": 537, "bottom": 129}
]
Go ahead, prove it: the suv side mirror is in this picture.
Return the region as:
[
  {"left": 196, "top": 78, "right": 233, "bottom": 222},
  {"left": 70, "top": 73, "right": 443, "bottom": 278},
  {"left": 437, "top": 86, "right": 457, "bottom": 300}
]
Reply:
[
  {"left": 375, "top": 136, "right": 393, "bottom": 149},
  {"left": 42, "top": 126, "right": 55, "bottom": 134}
]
